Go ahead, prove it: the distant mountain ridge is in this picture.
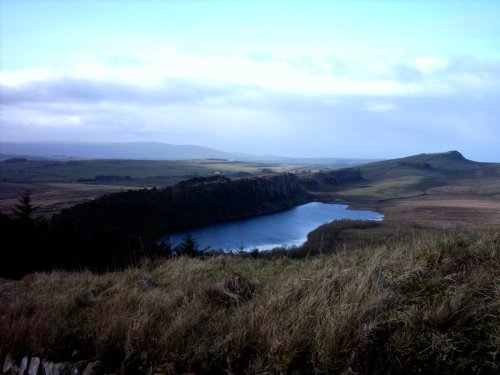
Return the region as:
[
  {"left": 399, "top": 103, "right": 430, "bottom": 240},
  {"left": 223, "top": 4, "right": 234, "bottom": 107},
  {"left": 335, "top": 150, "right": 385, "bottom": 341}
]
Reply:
[
  {"left": 0, "top": 142, "right": 234, "bottom": 160},
  {"left": 0, "top": 142, "right": 375, "bottom": 166}
]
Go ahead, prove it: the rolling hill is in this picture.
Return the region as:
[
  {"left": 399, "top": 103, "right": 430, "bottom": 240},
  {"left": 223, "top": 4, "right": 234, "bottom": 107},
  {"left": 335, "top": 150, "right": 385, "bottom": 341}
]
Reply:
[
  {"left": 305, "top": 150, "right": 499, "bottom": 198},
  {"left": 303, "top": 150, "right": 500, "bottom": 228},
  {"left": 0, "top": 142, "right": 235, "bottom": 160}
]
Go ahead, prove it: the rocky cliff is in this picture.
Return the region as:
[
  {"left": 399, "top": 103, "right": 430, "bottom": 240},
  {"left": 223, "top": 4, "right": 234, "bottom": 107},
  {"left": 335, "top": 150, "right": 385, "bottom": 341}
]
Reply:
[
  {"left": 164, "top": 173, "right": 309, "bottom": 230},
  {"left": 53, "top": 173, "right": 309, "bottom": 244},
  {"left": 300, "top": 169, "right": 364, "bottom": 191}
]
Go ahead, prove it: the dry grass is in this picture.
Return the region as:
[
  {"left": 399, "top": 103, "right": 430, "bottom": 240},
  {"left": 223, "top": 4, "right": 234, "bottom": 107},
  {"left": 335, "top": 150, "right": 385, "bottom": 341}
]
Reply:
[
  {"left": 0, "top": 181, "right": 142, "bottom": 217},
  {"left": 0, "top": 230, "right": 498, "bottom": 374},
  {"left": 380, "top": 195, "right": 500, "bottom": 228}
]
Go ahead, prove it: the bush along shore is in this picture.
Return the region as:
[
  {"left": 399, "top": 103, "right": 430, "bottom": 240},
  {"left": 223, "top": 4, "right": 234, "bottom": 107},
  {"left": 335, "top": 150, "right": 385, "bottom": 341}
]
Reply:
[{"left": 0, "top": 229, "right": 498, "bottom": 374}]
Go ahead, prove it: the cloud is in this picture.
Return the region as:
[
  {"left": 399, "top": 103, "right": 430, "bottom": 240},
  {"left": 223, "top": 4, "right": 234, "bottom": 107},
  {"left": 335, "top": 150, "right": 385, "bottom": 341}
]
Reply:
[
  {"left": 1, "top": 53, "right": 499, "bottom": 160},
  {"left": 414, "top": 57, "right": 448, "bottom": 73},
  {"left": 0, "top": 77, "right": 233, "bottom": 106},
  {"left": 1, "top": 53, "right": 499, "bottom": 106},
  {"left": 364, "top": 102, "right": 400, "bottom": 112}
]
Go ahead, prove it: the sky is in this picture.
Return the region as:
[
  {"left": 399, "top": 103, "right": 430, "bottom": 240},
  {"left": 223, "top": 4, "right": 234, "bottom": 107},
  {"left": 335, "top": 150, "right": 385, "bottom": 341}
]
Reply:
[{"left": 1, "top": 0, "right": 500, "bottom": 161}]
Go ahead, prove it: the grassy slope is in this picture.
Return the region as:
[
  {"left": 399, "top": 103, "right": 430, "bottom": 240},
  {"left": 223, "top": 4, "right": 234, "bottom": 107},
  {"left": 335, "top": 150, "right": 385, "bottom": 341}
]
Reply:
[
  {"left": 306, "top": 151, "right": 500, "bottom": 202},
  {"left": 303, "top": 151, "right": 500, "bottom": 230},
  {"left": 0, "top": 230, "right": 498, "bottom": 374}
]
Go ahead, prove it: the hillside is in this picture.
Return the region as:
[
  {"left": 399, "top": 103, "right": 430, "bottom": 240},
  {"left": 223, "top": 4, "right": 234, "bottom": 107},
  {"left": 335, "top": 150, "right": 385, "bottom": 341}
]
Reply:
[
  {"left": 0, "top": 230, "right": 497, "bottom": 374},
  {"left": 0, "top": 142, "right": 236, "bottom": 160},
  {"left": 359, "top": 150, "right": 481, "bottom": 175},
  {"left": 302, "top": 150, "right": 500, "bottom": 228},
  {"left": 305, "top": 151, "right": 491, "bottom": 196}
]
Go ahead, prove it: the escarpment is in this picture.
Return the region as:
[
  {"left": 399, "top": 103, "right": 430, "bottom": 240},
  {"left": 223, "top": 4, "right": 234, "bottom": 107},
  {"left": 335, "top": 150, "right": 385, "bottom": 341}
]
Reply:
[
  {"left": 164, "top": 173, "right": 309, "bottom": 229},
  {"left": 55, "top": 173, "right": 310, "bottom": 238},
  {"left": 300, "top": 169, "right": 364, "bottom": 191}
]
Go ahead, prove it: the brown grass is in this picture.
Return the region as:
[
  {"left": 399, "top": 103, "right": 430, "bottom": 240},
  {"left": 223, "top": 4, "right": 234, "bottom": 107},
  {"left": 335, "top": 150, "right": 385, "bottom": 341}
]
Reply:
[
  {"left": 0, "top": 230, "right": 498, "bottom": 374},
  {"left": 379, "top": 195, "right": 500, "bottom": 228},
  {"left": 0, "top": 181, "right": 142, "bottom": 217}
]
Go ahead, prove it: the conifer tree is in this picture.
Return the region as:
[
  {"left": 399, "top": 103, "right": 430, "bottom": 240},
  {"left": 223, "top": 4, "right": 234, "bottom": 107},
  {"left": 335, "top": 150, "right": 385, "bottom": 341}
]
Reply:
[{"left": 12, "top": 190, "right": 39, "bottom": 223}]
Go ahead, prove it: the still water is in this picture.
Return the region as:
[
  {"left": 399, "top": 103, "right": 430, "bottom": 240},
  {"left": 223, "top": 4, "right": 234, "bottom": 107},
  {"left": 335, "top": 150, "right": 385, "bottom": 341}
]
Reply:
[{"left": 165, "top": 202, "right": 383, "bottom": 251}]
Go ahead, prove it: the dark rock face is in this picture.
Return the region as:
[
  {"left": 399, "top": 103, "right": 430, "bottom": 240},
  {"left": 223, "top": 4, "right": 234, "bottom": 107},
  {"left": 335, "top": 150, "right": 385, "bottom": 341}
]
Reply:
[
  {"left": 304, "top": 169, "right": 363, "bottom": 190},
  {"left": 323, "top": 169, "right": 363, "bottom": 186},
  {"left": 163, "top": 173, "right": 308, "bottom": 230},
  {"left": 177, "top": 175, "right": 231, "bottom": 187},
  {"left": 444, "top": 150, "right": 466, "bottom": 160}
]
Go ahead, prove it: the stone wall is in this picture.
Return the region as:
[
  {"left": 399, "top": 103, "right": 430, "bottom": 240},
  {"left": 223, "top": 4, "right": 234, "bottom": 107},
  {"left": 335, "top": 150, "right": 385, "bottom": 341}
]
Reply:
[{"left": 1, "top": 352, "right": 101, "bottom": 375}]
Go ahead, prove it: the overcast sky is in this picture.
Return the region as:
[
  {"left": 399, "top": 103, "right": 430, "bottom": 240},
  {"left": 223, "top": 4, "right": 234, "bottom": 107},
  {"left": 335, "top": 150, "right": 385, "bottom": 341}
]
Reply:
[{"left": 1, "top": 1, "right": 499, "bottom": 161}]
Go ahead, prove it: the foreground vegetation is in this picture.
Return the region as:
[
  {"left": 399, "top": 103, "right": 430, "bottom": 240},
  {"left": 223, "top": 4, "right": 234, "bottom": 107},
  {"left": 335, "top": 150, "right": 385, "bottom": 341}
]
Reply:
[{"left": 1, "top": 230, "right": 498, "bottom": 374}]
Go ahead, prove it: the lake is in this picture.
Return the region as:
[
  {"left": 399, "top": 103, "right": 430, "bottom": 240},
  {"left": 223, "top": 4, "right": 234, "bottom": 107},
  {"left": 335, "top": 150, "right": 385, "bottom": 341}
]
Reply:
[{"left": 163, "top": 202, "right": 383, "bottom": 251}]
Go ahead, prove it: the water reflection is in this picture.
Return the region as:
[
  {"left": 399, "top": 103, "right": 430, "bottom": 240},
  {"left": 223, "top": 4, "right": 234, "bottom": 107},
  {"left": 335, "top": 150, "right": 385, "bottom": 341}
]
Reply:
[{"left": 164, "top": 202, "right": 383, "bottom": 251}]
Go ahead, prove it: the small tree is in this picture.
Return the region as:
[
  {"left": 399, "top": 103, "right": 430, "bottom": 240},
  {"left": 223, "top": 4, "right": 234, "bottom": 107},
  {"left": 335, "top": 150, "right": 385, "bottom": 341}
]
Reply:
[
  {"left": 153, "top": 238, "right": 173, "bottom": 259},
  {"left": 7, "top": 190, "right": 48, "bottom": 277},
  {"left": 13, "top": 191, "right": 34, "bottom": 219},
  {"left": 12, "top": 190, "right": 42, "bottom": 225},
  {"left": 177, "top": 234, "right": 200, "bottom": 257}
]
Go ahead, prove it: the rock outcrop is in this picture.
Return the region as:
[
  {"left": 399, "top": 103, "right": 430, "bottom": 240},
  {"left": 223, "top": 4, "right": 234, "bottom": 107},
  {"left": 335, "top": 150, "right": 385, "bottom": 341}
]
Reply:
[
  {"left": 301, "top": 169, "right": 363, "bottom": 191},
  {"left": 57, "top": 173, "right": 309, "bottom": 235},
  {"left": 0, "top": 353, "right": 102, "bottom": 375}
]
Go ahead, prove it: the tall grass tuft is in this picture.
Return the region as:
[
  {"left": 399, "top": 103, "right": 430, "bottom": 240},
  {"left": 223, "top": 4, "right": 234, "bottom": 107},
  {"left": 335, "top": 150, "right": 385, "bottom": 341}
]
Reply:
[{"left": 0, "top": 230, "right": 498, "bottom": 374}]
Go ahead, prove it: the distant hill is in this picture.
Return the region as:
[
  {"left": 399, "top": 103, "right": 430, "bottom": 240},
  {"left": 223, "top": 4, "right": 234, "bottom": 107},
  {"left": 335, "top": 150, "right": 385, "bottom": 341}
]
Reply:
[
  {"left": 303, "top": 150, "right": 500, "bottom": 202},
  {"left": 0, "top": 142, "right": 235, "bottom": 160},
  {"left": 0, "top": 142, "right": 376, "bottom": 166},
  {"left": 359, "top": 150, "right": 481, "bottom": 178}
]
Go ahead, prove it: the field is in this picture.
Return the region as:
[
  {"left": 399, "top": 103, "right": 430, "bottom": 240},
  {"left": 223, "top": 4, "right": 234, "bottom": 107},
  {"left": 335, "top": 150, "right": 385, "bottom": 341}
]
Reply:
[{"left": 0, "top": 159, "right": 290, "bottom": 216}]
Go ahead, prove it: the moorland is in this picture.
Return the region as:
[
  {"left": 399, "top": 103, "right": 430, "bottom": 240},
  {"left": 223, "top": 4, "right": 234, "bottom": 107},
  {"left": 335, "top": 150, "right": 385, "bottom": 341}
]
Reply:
[
  {"left": 0, "top": 158, "right": 285, "bottom": 216},
  {"left": 0, "top": 150, "right": 499, "bottom": 374}
]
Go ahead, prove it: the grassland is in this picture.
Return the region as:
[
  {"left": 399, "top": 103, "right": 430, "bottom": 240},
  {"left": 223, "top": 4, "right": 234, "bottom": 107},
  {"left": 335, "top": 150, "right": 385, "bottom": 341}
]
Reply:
[
  {"left": 0, "top": 159, "right": 288, "bottom": 216},
  {"left": 306, "top": 151, "right": 500, "bottom": 229},
  {"left": 0, "top": 230, "right": 498, "bottom": 374}
]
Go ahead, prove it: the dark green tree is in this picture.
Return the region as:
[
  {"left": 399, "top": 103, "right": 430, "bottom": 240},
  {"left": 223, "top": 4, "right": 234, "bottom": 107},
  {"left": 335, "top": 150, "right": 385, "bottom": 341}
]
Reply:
[
  {"left": 152, "top": 238, "right": 173, "bottom": 259},
  {"left": 12, "top": 190, "right": 40, "bottom": 223},
  {"left": 2, "top": 191, "right": 48, "bottom": 278},
  {"left": 177, "top": 234, "right": 200, "bottom": 257}
]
